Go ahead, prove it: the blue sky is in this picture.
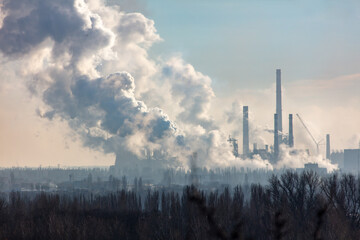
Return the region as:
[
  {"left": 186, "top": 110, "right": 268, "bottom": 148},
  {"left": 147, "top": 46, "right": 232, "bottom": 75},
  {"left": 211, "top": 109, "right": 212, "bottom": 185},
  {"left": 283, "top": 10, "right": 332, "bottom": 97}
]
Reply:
[{"left": 140, "top": 0, "right": 360, "bottom": 94}]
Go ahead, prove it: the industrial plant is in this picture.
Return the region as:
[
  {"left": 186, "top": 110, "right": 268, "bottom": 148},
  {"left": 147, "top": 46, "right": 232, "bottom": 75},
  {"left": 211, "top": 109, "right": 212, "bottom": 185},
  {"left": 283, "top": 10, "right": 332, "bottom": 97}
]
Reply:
[
  {"left": 110, "top": 69, "right": 360, "bottom": 177},
  {"left": 226, "top": 69, "right": 321, "bottom": 164},
  {"left": 227, "top": 69, "right": 359, "bottom": 174},
  {"left": 1, "top": 69, "right": 358, "bottom": 193}
]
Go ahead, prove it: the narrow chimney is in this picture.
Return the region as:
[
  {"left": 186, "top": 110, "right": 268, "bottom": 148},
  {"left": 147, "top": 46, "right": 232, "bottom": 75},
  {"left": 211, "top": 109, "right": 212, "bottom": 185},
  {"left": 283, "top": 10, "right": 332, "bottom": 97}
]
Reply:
[
  {"left": 274, "top": 113, "right": 279, "bottom": 161},
  {"left": 289, "top": 114, "right": 294, "bottom": 147},
  {"left": 276, "top": 69, "right": 283, "bottom": 143},
  {"left": 243, "top": 106, "right": 249, "bottom": 157},
  {"left": 326, "top": 134, "right": 330, "bottom": 160}
]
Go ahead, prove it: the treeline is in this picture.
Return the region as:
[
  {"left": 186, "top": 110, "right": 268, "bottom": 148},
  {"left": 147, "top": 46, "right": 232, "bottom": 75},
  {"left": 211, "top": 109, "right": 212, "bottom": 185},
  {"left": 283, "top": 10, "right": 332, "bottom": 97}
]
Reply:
[{"left": 0, "top": 171, "right": 359, "bottom": 239}]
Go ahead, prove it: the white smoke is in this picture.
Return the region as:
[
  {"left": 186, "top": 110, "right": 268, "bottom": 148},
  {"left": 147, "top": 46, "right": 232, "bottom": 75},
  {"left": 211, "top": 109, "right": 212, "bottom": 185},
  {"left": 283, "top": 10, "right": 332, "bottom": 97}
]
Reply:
[
  {"left": 161, "top": 57, "right": 215, "bottom": 131},
  {"left": 276, "top": 145, "right": 338, "bottom": 172},
  {"left": 0, "top": 0, "right": 225, "bottom": 168}
]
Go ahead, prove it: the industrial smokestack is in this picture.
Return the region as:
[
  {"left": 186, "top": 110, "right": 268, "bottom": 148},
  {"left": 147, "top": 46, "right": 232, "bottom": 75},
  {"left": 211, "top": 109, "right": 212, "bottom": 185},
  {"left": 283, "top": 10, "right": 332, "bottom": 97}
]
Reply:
[
  {"left": 276, "top": 69, "right": 283, "bottom": 143},
  {"left": 289, "top": 114, "right": 294, "bottom": 147},
  {"left": 326, "top": 134, "right": 330, "bottom": 160},
  {"left": 274, "top": 113, "right": 279, "bottom": 161},
  {"left": 243, "top": 106, "right": 249, "bottom": 157}
]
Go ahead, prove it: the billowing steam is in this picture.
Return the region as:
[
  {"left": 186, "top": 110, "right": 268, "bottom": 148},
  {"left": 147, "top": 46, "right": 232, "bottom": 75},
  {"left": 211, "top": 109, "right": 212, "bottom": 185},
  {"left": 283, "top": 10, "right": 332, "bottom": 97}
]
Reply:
[{"left": 0, "top": 0, "right": 337, "bottom": 171}]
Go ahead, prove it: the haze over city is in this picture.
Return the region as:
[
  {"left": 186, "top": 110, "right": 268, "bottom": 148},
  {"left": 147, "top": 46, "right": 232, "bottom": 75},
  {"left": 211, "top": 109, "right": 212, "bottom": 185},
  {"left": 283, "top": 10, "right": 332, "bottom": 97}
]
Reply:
[{"left": 0, "top": 0, "right": 359, "bottom": 170}]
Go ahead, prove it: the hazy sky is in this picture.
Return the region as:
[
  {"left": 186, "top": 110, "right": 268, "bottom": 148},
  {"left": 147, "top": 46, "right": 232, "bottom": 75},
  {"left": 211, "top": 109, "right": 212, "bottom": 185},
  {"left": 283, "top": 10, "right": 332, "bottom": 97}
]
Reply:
[
  {"left": 0, "top": 0, "right": 359, "bottom": 168},
  {"left": 143, "top": 0, "right": 360, "bottom": 92}
]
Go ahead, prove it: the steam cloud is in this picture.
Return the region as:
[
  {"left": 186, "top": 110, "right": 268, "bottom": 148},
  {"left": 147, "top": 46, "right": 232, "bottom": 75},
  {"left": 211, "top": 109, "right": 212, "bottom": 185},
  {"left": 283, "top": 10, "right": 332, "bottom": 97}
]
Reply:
[{"left": 0, "top": 0, "right": 336, "bottom": 171}]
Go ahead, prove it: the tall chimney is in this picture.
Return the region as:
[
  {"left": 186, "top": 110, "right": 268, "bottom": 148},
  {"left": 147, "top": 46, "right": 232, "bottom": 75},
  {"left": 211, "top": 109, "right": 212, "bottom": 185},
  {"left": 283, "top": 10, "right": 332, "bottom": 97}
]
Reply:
[
  {"left": 289, "top": 114, "right": 294, "bottom": 147},
  {"left": 274, "top": 113, "right": 279, "bottom": 161},
  {"left": 326, "top": 134, "right": 330, "bottom": 160},
  {"left": 276, "top": 69, "right": 283, "bottom": 143},
  {"left": 243, "top": 106, "right": 249, "bottom": 157}
]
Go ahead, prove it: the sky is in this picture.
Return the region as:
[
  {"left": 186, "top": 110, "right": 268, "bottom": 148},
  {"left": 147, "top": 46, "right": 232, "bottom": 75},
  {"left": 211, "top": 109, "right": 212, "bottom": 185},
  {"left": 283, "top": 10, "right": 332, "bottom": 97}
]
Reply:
[
  {"left": 0, "top": 0, "right": 359, "bottom": 169},
  {"left": 144, "top": 0, "right": 360, "bottom": 91}
]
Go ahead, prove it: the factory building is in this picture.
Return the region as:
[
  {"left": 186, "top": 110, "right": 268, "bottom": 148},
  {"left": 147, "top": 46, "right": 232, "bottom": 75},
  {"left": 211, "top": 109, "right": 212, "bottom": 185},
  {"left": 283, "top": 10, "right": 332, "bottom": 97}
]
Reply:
[
  {"left": 330, "top": 150, "right": 344, "bottom": 169},
  {"left": 296, "top": 163, "right": 327, "bottom": 175},
  {"left": 112, "top": 149, "right": 171, "bottom": 179},
  {"left": 343, "top": 149, "right": 360, "bottom": 174}
]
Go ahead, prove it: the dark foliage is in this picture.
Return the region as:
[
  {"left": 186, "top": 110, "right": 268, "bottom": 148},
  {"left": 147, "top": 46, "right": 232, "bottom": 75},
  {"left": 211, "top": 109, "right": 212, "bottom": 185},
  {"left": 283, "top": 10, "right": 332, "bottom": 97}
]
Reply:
[{"left": 0, "top": 171, "right": 359, "bottom": 239}]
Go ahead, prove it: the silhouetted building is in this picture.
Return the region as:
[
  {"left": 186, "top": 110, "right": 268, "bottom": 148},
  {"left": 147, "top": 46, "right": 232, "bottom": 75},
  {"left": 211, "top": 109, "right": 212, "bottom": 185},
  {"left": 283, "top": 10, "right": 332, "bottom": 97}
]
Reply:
[
  {"left": 330, "top": 150, "right": 344, "bottom": 169},
  {"left": 297, "top": 163, "right": 327, "bottom": 175},
  {"left": 344, "top": 149, "right": 360, "bottom": 174}
]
